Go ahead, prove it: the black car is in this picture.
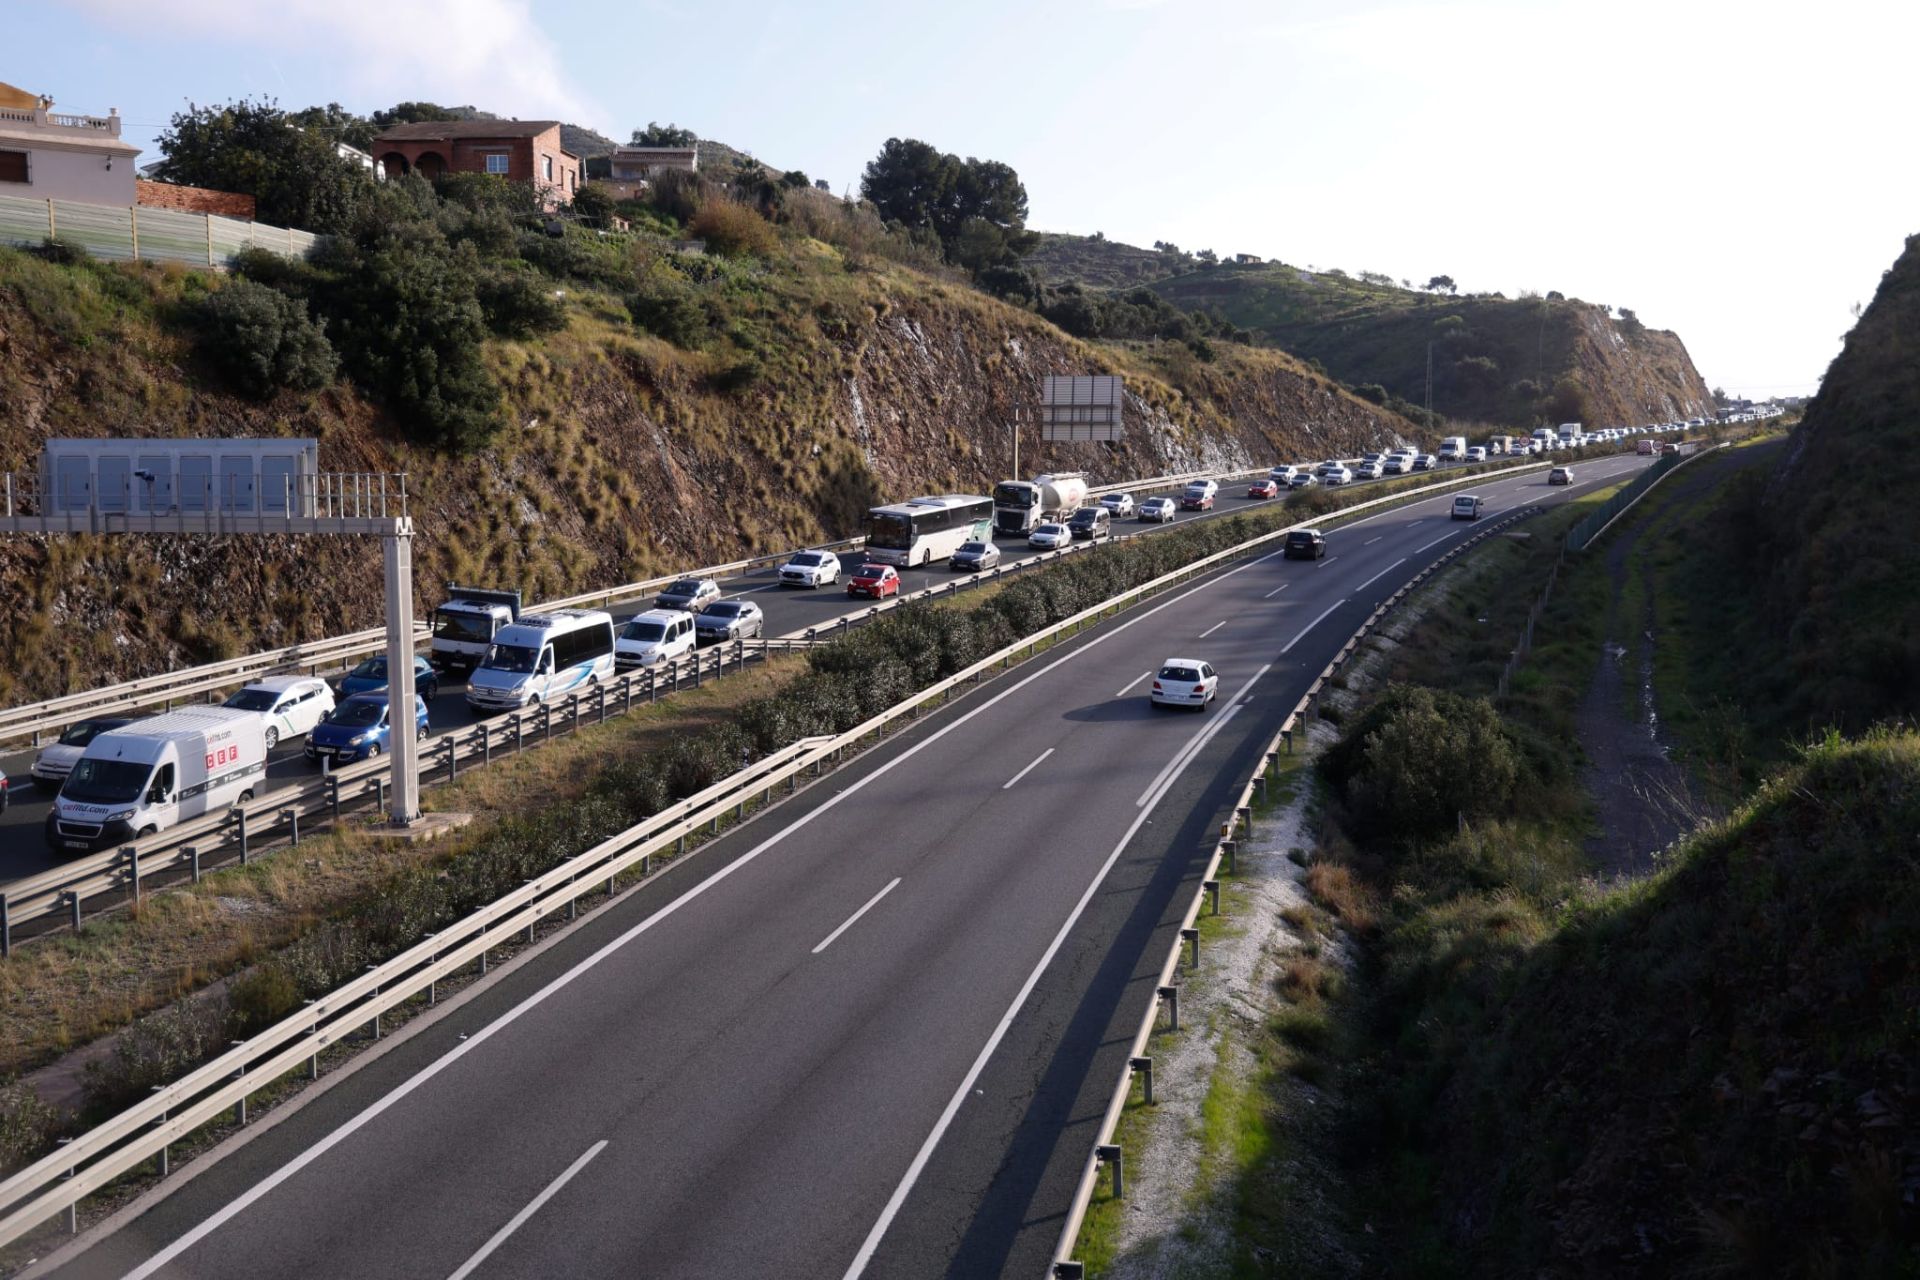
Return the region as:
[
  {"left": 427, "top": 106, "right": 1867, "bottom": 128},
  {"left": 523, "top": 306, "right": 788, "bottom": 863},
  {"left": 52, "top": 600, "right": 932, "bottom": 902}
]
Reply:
[
  {"left": 1068, "top": 507, "right": 1111, "bottom": 540},
  {"left": 1283, "top": 528, "right": 1327, "bottom": 560}
]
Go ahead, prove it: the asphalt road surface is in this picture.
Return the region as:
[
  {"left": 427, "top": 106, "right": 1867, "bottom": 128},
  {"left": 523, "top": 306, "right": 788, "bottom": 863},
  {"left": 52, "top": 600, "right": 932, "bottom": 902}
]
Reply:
[{"left": 36, "top": 454, "right": 1651, "bottom": 1279}]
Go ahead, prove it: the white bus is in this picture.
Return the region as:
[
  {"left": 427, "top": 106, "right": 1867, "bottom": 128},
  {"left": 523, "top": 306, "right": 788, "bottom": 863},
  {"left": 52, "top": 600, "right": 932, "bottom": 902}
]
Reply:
[
  {"left": 864, "top": 495, "right": 994, "bottom": 567},
  {"left": 466, "top": 609, "right": 616, "bottom": 713}
]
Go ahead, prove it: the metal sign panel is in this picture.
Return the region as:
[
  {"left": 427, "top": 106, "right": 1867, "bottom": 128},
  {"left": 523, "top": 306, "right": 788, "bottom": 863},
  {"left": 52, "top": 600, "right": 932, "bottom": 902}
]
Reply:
[{"left": 1040, "top": 375, "right": 1124, "bottom": 442}]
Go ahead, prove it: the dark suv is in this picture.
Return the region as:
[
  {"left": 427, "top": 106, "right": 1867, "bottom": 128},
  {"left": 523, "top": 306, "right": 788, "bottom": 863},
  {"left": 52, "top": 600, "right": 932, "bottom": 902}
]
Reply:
[
  {"left": 1283, "top": 528, "right": 1327, "bottom": 560},
  {"left": 1068, "top": 506, "right": 1111, "bottom": 541}
]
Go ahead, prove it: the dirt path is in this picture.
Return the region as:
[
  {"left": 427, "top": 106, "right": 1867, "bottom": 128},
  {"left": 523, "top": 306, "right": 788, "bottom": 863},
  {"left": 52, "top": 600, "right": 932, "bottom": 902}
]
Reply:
[{"left": 1575, "top": 443, "right": 1782, "bottom": 876}]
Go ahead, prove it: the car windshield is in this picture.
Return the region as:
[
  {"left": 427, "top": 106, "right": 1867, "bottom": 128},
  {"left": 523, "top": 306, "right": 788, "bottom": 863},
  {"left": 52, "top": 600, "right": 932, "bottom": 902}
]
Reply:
[
  {"left": 1287, "top": 532, "right": 1313, "bottom": 544},
  {"left": 858, "top": 565, "right": 887, "bottom": 577},
  {"left": 433, "top": 611, "right": 496, "bottom": 643},
  {"left": 484, "top": 643, "right": 542, "bottom": 674},
  {"left": 704, "top": 603, "right": 742, "bottom": 618},
  {"left": 865, "top": 512, "right": 913, "bottom": 550},
  {"left": 664, "top": 580, "right": 702, "bottom": 597},
  {"left": 57, "top": 719, "right": 124, "bottom": 748},
  {"left": 992, "top": 482, "right": 1032, "bottom": 506},
  {"left": 1159, "top": 666, "right": 1201, "bottom": 682},
  {"left": 958, "top": 542, "right": 988, "bottom": 554},
  {"left": 621, "top": 620, "right": 667, "bottom": 642},
  {"left": 789, "top": 553, "right": 824, "bottom": 567},
  {"left": 224, "top": 690, "right": 278, "bottom": 712},
  {"left": 1070, "top": 511, "right": 1096, "bottom": 524},
  {"left": 62, "top": 757, "right": 149, "bottom": 804},
  {"left": 329, "top": 700, "right": 386, "bottom": 728},
  {"left": 349, "top": 657, "right": 388, "bottom": 679}
]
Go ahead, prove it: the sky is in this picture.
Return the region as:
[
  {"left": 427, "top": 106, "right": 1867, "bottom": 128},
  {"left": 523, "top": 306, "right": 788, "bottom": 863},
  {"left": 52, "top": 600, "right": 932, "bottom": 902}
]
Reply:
[{"left": 14, "top": 0, "right": 1916, "bottom": 398}]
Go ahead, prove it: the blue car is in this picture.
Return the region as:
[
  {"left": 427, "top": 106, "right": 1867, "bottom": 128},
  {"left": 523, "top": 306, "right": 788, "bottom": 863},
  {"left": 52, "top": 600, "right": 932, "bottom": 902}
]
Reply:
[
  {"left": 305, "top": 693, "right": 430, "bottom": 765},
  {"left": 337, "top": 655, "right": 440, "bottom": 701}
]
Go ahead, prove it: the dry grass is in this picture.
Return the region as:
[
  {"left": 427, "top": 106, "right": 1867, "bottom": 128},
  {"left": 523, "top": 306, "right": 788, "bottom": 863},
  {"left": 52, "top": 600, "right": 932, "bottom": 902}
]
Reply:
[{"left": 1304, "top": 860, "right": 1380, "bottom": 934}]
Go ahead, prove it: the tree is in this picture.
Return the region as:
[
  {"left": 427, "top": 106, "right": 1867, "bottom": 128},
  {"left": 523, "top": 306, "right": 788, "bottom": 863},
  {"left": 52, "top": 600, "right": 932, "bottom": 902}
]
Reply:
[
  {"left": 1425, "top": 274, "right": 1457, "bottom": 294},
  {"left": 156, "top": 98, "right": 375, "bottom": 232},
  {"left": 781, "top": 169, "right": 811, "bottom": 189},
  {"left": 371, "top": 102, "right": 465, "bottom": 130},
  {"left": 568, "top": 182, "right": 616, "bottom": 229},
  {"left": 859, "top": 138, "right": 1033, "bottom": 268},
  {"left": 287, "top": 102, "right": 377, "bottom": 153},
  {"left": 631, "top": 122, "right": 697, "bottom": 146},
  {"left": 190, "top": 279, "right": 337, "bottom": 398}
]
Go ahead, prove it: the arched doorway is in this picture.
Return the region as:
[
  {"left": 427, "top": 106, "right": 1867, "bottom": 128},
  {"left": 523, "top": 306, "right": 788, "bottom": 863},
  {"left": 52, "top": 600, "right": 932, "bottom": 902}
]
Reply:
[
  {"left": 378, "top": 151, "right": 410, "bottom": 177},
  {"left": 413, "top": 151, "right": 447, "bottom": 180}
]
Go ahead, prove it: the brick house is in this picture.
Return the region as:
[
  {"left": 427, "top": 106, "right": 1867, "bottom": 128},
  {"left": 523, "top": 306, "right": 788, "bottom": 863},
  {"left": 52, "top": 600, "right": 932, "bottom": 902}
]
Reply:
[
  {"left": 372, "top": 120, "right": 580, "bottom": 207},
  {"left": 0, "top": 80, "right": 139, "bottom": 206}
]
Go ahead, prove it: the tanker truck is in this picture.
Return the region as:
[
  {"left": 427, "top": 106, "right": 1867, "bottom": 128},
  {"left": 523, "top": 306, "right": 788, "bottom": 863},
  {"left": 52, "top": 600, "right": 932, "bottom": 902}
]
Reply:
[{"left": 992, "top": 472, "right": 1089, "bottom": 535}]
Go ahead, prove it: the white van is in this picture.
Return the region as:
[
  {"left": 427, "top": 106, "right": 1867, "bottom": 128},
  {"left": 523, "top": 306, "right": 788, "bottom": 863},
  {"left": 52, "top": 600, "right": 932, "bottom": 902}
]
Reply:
[
  {"left": 45, "top": 707, "right": 266, "bottom": 853},
  {"left": 1557, "top": 422, "right": 1583, "bottom": 443},
  {"left": 1438, "top": 437, "right": 1468, "bottom": 462},
  {"left": 615, "top": 609, "right": 696, "bottom": 671},
  {"left": 466, "top": 609, "right": 616, "bottom": 713}
]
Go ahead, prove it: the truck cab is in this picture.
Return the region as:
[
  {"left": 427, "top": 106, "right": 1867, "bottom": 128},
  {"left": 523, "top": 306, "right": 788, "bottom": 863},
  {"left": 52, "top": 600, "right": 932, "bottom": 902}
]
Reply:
[
  {"left": 432, "top": 586, "right": 523, "bottom": 675},
  {"left": 46, "top": 708, "right": 265, "bottom": 854}
]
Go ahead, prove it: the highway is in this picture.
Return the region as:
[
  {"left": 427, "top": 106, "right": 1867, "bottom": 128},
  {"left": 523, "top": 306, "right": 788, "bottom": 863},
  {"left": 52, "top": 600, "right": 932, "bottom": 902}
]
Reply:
[
  {"left": 0, "top": 464, "right": 1417, "bottom": 882},
  {"left": 36, "top": 452, "right": 1651, "bottom": 1279}
]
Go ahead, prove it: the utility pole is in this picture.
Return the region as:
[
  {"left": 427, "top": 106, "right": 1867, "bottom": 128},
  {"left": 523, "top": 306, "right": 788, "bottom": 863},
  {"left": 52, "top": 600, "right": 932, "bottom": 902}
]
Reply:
[{"left": 1425, "top": 341, "right": 1434, "bottom": 424}]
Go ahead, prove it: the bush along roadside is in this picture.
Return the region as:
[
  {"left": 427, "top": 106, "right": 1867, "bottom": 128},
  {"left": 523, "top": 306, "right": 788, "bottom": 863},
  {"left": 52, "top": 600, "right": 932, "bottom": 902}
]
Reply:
[{"left": 0, "top": 499, "right": 1328, "bottom": 1182}]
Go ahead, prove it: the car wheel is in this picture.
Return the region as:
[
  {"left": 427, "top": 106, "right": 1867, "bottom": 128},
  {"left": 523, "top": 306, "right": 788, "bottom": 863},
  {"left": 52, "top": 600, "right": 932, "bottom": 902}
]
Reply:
[
  {"left": 368, "top": 742, "right": 383, "bottom": 758},
  {"left": 137, "top": 826, "right": 158, "bottom": 839},
  {"left": 424, "top": 679, "right": 439, "bottom": 700},
  {"left": 237, "top": 789, "right": 254, "bottom": 804},
  {"left": 264, "top": 727, "right": 280, "bottom": 751}
]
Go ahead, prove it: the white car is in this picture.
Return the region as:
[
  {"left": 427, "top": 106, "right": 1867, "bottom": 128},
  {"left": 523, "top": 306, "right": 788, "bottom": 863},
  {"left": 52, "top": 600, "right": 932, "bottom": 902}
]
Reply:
[
  {"left": 1268, "top": 465, "right": 1299, "bottom": 484},
  {"left": 1029, "top": 522, "right": 1072, "bottom": 550},
  {"left": 779, "top": 550, "right": 840, "bottom": 588},
  {"left": 1354, "top": 460, "right": 1383, "bottom": 480},
  {"left": 1382, "top": 454, "right": 1413, "bottom": 475},
  {"left": 1098, "top": 492, "right": 1136, "bottom": 518},
  {"left": 1138, "top": 497, "right": 1177, "bottom": 523},
  {"left": 30, "top": 715, "right": 136, "bottom": 792},
  {"left": 1321, "top": 464, "right": 1354, "bottom": 485},
  {"left": 616, "top": 609, "right": 696, "bottom": 669},
  {"left": 1287, "top": 470, "right": 1316, "bottom": 489},
  {"left": 1467, "top": 446, "right": 1488, "bottom": 462},
  {"left": 1150, "top": 658, "right": 1218, "bottom": 710},
  {"left": 222, "top": 675, "right": 334, "bottom": 750},
  {"left": 1412, "top": 453, "right": 1439, "bottom": 471}
]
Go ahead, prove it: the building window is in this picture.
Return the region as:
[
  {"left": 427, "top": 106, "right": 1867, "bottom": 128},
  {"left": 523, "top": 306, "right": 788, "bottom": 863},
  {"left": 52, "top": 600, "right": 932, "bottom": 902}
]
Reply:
[
  {"left": 0, "top": 150, "right": 28, "bottom": 184},
  {"left": 543, "top": 155, "right": 554, "bottom": 182},
  {"left": 484, "top": 153, "right": 509, "bottom": 175}
]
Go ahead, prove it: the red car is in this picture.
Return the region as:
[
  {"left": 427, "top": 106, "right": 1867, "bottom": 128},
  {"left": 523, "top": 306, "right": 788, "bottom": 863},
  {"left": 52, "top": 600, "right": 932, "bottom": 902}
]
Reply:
[
  {"left": 847, "top": 563, "right": 901, "bottom": 599},
  {"left": 1247, "top": 479, "right": 1280, "bottom": 499}
]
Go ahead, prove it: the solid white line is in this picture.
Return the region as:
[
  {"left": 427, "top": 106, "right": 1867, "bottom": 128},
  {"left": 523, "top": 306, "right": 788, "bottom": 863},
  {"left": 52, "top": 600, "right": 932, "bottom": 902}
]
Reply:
[
  {"left": 1197, "top": 619, "right": 1227, "bottom": 639},
  {"left": 842, "top": 664, "right": 1272, "bottom": 1280},
  {"left": 1315, "top": 555, "right": 1339, "bottom": 569},
  {"left": 120, "top": 521, "right": 1300, "bottom": 1280},
  {"left": 811, "top": 878, "right": 902, "bottom": 955},
  {"left": 1281, "top": 599, "right": 1346, "bottom": 655},
  {"left": 1114, "top": 670, "right": 1153, "bottom": 697},
  {"left": 1363, "top": 536, "right": 1382, "bottom": 546},
  {"left": 445, "top": 1140, "right": 608, "bottom": 1280},
  {"left": 1134, "top": 664, "right": 1271, "bottom": 808},
  {"left": 1354, "top": 558, "right": 1408, "bottom": 593},
  {"left": 1262, "top": 582, "right": 1291, "bottom": 599},
  {"left": 1416, "top": 531, "right": 1454, "bottom": 553},
  {"left": 1001, "top": 748, "right": 1055, "bottom": 791}
]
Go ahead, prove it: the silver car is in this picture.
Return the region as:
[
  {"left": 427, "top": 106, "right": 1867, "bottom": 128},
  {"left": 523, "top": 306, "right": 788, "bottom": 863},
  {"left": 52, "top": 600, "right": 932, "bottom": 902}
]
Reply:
[
  {"left": 694, "top": 599, "right": 765, "bottom": 644},
  {"left": 1138, "top": 497, "right": 1178, "bottom": 523},
  {"left": 951, "top": 540, "right": 1001, "bottom": 571}
]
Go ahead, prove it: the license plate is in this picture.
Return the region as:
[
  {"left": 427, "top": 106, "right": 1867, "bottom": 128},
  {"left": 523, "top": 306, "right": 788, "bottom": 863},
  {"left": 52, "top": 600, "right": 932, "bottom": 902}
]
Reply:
[
  {"left": 62, "top": 839, "right": 90, "bottom": 850},
  {"left": 315, "top": 747, "right": 336, "bottom": 757}
]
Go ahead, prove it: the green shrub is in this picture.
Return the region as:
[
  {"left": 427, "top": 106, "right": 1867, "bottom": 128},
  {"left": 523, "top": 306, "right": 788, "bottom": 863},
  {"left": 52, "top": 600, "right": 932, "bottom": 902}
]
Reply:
[
  {"left": 226, "top": 964, "right": 302, "bottom": 1036},
  {"left": 689, "top": 199, "right": 778, "bottom": 258},
  {"left": 475, "top": 267, "right": 567, "bottom": 339},
  {"left": 82, "top": 999, "right": 228, "bottom": 1116},
  {"left": 625, "top": 279, "right": 706, "bottom": 348},
  {"left": 189, "top": 277, "right": 338, "bottom": 398},
  {"left": 1323, "top": 684, "right": 1520, "bottom": 842},
  {"left": 0, "top": 1079, "right": 62, "bottom": 1176}
]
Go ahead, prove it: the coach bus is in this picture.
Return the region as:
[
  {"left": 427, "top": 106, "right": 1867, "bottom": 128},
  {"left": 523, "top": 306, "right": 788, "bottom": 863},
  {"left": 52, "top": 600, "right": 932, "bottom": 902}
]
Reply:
[{"left": 863, "top": 494, "right": 994, "bottom": 567}]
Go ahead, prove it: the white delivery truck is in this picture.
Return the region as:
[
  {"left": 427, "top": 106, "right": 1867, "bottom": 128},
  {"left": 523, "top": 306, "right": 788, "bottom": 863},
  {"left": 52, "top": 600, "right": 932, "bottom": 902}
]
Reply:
[
  {"left": 1438, "top": 436, "right": 1468, "bottom": 462},
  {"left": 1557, "top": 422, "right": 1583, "bottom": 444},
  {"left": 466, "top": 610, "right": 616, "bottom": 714},
  {"left": 1531, "top": 427, "right": 1557, "bottom": 450},
  {"left": 45, "top": 707, "right": 266, "bottom": 854},
  {"left": 431, "top": 585, "right": 523, "bottom": 675},
  {"left": 992, "top": 473, "right": 1089, "bottom": 535}
]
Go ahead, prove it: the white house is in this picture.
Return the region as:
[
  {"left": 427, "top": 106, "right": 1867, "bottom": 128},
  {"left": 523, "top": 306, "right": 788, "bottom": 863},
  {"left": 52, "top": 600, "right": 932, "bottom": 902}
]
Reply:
[{"left": 0, "top": 80, "right": 140, "bottom": 206}]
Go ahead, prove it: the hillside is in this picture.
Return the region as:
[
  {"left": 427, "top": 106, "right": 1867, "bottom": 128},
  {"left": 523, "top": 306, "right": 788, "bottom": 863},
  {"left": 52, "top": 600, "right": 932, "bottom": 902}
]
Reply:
[
  {"left": 1413, "top": 730, "right": 1920, "bottom": 1276},
  {"left": 1760, "top": 231, "right": 1920, "bottom": 732},
  {"left": 1029, "top": 233, "right": 1712, "bottom": 429},
  {"left": 0, "top": 238, "right": 1416, "bottom": 706}
]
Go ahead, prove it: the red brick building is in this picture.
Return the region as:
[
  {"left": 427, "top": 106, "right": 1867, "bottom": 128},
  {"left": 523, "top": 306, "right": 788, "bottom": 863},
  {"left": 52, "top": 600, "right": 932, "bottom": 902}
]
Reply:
[{"left": 371, "top": 120, "right": 580, "bottom": 207}]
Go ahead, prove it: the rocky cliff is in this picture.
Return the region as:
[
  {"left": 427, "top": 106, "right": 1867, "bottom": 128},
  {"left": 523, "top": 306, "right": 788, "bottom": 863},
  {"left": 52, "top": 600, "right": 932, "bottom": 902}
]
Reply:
[{"left": 0, "top": 244, "right": 1418, "bottom": 703}]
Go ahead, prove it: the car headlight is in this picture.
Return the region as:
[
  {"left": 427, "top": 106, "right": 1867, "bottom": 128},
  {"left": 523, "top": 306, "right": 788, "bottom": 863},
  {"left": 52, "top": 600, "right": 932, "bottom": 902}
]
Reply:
[
  {"left": 348, "top": 734, "right": 368, "bottom": 746},
  {"left": 107, "top": 809, "right": 136, "bottom": 822}
]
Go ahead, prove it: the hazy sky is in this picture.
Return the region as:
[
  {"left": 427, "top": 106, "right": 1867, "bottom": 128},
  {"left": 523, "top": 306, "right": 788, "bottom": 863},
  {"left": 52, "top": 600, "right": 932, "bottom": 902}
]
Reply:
[{"left": 17, "top": 0, "right": 1915, "bottom": 396}]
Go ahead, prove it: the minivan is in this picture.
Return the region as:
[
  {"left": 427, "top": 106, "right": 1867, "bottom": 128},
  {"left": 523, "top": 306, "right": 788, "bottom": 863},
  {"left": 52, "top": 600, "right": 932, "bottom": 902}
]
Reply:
[
  {"left": 1451, "top": 494, "right": 1484, "bottom": 521},
  {"left": 1068, "top": 506, "right": 1112, "bottom": 540},
  {"left": 615, "top": 609, "right": 696, "bottom": 670},
  {"left": 1180, "top": 480, "right": 1218, "bottom": 511},
  {"left": 1283, "top": 528, "right": 1327, "bottom": 560}
]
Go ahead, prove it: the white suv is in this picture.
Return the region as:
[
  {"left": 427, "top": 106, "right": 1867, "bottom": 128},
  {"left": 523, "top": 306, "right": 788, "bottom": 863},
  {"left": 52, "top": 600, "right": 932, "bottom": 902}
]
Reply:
[
  {"left": 779, "top": 550, "right": 840, "bottom": 588},
  {"left": 222, "top": 676, "right": 334, "bottom": 750},
  {"left": 616, "top": 609, "right": 696, "bottom": 669}
]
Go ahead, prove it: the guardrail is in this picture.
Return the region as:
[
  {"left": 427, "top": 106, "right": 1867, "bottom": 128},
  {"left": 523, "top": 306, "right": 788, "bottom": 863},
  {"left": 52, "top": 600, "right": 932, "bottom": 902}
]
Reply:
[
  {"left": 0, "top": 642, "right": 755, "bottom": 952},
  {"left": 1047, "top": 503, "right": 1544, "bottom": 1278},
  {"left": 0, "top": 457, "right": 1565, "bottom": 1255},
  {"left": 0, "top": 466, "right": 1274, "bottom": 750}
]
